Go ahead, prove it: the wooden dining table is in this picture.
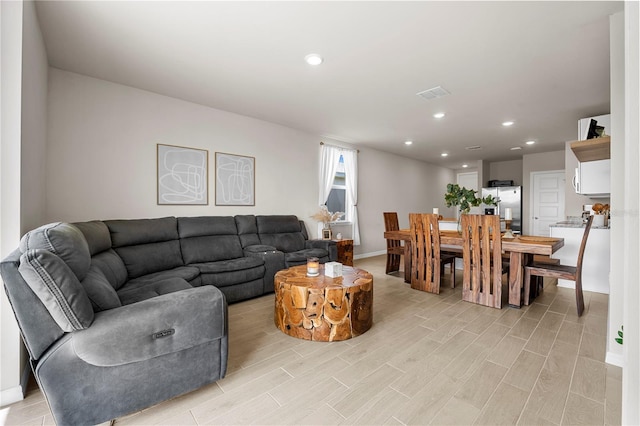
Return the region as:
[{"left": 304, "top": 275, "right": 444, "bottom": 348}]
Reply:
[{"left": 383, "top": 229, "right": 564, "bottom": 308}]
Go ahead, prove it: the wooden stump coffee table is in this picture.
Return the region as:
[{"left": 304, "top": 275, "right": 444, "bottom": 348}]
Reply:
[{"left": 274, "top": 264, "right": 373, "bottom": 341}]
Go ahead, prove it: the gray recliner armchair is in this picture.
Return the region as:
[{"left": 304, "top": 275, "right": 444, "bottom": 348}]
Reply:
[{"left": 1, "top": 222, "right": 228, "bottom": 425}]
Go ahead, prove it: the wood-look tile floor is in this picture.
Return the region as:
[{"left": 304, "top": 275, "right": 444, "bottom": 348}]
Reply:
[{"left": 2, "top": 255, "right": 621, "bottom": 425}]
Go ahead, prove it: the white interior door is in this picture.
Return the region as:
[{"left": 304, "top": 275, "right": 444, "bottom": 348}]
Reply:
[
  {"left": 457, "top": 172, "right": 479, "bottom": 217},
  {"left": 531, "top": 170, "right": 565, "bottom": 236}
]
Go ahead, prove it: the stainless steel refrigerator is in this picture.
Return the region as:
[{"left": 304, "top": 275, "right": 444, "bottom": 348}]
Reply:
[{"left": 481, "top": 186, "right": 523, "bottom": 234}]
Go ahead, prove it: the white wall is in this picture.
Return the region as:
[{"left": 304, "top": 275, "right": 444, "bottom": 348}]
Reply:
[
  {"left": 607, "top": 10, "right": 624, "bottom": 370},
  {"left": 1, "top": 0, "right": 49, "bottom": 405},
  {"left": 1, "top": 0, "right": 24, "bottom": 406},
  {"left": 621, "top": 3, "right": 640, "bottom": 424},
  {"left": 46, "top": 69, "right": 454, "bottom": 258},
  {"left": 47, "top": 69, "right": 326, "bottom": 225},
  {"left": 489, "top": 159, "right": 523, "bottom": 186},
  {"left": 357, "top": 148, "right": 455, "bottom": 255},
  {"left": 21, "top": 0, "right": 48, "bottom": 234}
]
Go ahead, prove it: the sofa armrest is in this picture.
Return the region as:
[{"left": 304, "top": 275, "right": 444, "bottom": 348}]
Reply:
[
  {"left": 35, "top": 285, "right": 228, "bottom": 425},
  {"left": 70, "top": 286, "right": 227, "bottom": 367},
  {"left": 305, "top": 240, "right": 338, "bottom": 261}
]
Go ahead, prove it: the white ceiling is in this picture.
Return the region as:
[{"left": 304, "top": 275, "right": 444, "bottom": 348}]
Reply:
[{"left": 35, "top": 1, "right": 623, "bottom": 168}]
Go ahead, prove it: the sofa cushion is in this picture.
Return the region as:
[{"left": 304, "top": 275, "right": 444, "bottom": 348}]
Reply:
[
  {"left": 106, "top": 218, "right": 183, "bottom": 279},
  {"left": 299, "top": 220, "right": 309, "bottom": 240},
  {"left": 235, "top": 215, "right": 258, "bottom": 234},
  {"left": 20, "top": 222, "right": 91, "bottom": 281},
  {"left": 259, "top": 232, "right": 306, "bottom": 253},
  {"left": 284, "top": 248, "right": 330, "bottom": 264},
  {"left": 126, "top": 266, "right": 201, "bottom": 286},
  {"left": 73, "top": 221, "right": 112, "bottom": 256},
  {"left": 194, "top": 257, "right": 264, "bottom": 274},
  {"left": 115, "top": 242, "right": 183, "bottom": 279},
  {"left": 235, "top": 215, "right": 261, "bottom": 247},
  {"left": 178, "top": 216, "right": 243, "bottom": 263},
  {"left": 256, "top": 215, "right": 306, "bottom": 252},
  {"left": 199, "top": 267, "right": 265, "bottom": 288},
  {"left": 81, "top": 265, "right": 122, "bottom": 312},
  {"left": 90, "top": 249, "right": 128, "bottom": 290},
  {"left": 116, "top": 277, "right": 193, "bottom": 306},
  {"left": 19, "top": 249, "right": 94, "bottom": 331},
  {"left": 194, "top": 257, "right": 265, "bottom": 288},
  {"left": 256, "top": 215, "right": 302, "bottom": 234},
  {"left": 106, "top": 217, "right": 179, "bottom": 247},
  {"left": 178, "top": 216, "right": 237, "bottom": 238}
]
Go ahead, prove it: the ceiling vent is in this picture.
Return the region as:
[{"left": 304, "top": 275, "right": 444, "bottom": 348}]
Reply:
[
  {"left": 416, "top": 86, "right": 450, "bottom": 100},
  {"left": 465, "top": 145, "right": 482, "bottom": 151}
]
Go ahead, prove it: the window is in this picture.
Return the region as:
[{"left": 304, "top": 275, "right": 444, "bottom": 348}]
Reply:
[
  {"left": 326, "top": 155, "right": 347, "bottom": 221},
  {"left": 319, "top": 143, "right": 360, "bottom": 245}
]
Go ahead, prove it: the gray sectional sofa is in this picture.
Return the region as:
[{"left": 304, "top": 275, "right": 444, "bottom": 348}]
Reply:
[{"left": 0, "top": 214, "right": 336, "bottom": 425}]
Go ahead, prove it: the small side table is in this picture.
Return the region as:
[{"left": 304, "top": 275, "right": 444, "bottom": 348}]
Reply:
[{"left": 333, "top": 239, "right": 353, "bottom": 266}]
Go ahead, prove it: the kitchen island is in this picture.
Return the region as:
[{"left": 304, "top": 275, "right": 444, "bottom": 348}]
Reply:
[{"left": 550, "top": 220, "right": 610, "bottom": 294}]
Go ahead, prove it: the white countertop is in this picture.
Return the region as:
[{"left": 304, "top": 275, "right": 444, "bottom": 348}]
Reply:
[{"left": 550, "top": 219, "right": 609, "bottom": 230}]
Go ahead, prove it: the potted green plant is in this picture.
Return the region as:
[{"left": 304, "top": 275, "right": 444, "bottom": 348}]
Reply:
[
  {"left": 444, "top": 183, "right": 497, "bottom": 231},
  {"left": 616, "top": 325, "right": 623, "bottom": 345}
]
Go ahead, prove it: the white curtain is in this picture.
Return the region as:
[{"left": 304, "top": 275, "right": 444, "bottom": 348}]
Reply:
[
  {"left": 319, "top": 144, "right": 341, "bottom": 206},
  {"left": 318, "top": 145, "right": 342, "bottom": 238},
  {"left": 342, "top": 149, "right": 360, "bottom": 245}
]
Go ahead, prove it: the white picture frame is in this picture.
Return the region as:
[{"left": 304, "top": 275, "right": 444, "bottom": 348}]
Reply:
[
  {"left": 215, "top": 152, "right": 255, "bottom": 206},
  {"left": 157, "top": 144, "right": 208, "bottom": 205}
]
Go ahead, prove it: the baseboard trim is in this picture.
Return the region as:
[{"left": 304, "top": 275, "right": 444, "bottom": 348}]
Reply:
[
  {"left": 354, "top": 250, "right": 386, "bottom": 260},
  {"left": 606, "top": 351, "right": 624, "bottom": 367},
  {"left": 0, "top": 385, "right": 23, "bottom": 407},
  {"left": 0, "top": 364, "right": 29, "bottom": 407}
]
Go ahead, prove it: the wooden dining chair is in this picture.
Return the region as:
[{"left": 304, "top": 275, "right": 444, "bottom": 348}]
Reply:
[
  {"left": 384, "top": 212, "right": 405, "bottom": 275},
  {"left": 461, "top": 214, "right": 503, "bottom": 308},
  {"left": 524, "top": 215, "right": 593, "bottom": 317},
  {"left": 409, "top": 213, "right": 456, "bottom": 293}
]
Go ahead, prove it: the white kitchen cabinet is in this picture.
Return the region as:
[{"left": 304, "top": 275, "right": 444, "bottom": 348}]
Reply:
[
  {"left": 573, "top": 159, "right": 611, "bottom": 197},
  {"left": 550, "top": 225, "right": 610, "bottom": 294}
]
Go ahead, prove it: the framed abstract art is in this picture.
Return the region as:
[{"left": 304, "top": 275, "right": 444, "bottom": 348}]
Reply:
[
  {"left": 215, "top": 152, "right": 255, "bottom": 206},
  {"left": 157, "top": 144, "right": 208, "bottom": 205}
]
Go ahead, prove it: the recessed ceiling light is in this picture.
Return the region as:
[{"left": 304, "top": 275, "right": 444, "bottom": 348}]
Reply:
[
  {"left": 304, "top": 54, "right": 323, "bottom": 65},
  {"left": 510, "top": 146, "right": 522, "bottom": 151},
  {"left": 404, "top": 140, "right": 413, "bottom": 145},
  {"left": 441, "top": 152, "right": 448, "bottom": 157},
  {"left": 462, "top": 164, "right": 469, "bottom": 168},
  {"left": 525, "top": 140, "right": 536, "bottom": 145},
  {"left": 433, "top": 112, "right": 445, "bottom": 119},
  {"left": 502, "top": 121, "right": 515, "bottom": 127}
]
